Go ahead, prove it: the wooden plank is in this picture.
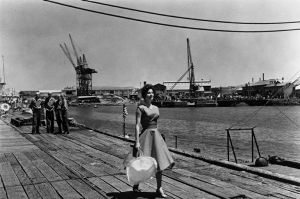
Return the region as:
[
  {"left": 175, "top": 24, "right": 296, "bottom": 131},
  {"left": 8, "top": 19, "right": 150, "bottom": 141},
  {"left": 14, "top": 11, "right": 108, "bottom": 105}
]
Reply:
[
  {"left": 35, "top": 137, "right": 99, "bottom": 179},
  {"left": 10, "top": 165, "right": 32, "bottom": 186},
  {"left": 161, "top": 176, "right": 220, "bottom": 199},
  {"left": 23, "top": 152, "right": 38, "bottom": 162},
  {"left": 228, "top": 170, "right": 300, "bottom": 199},
  {"left": 0, "top": 141, "right": 33, "bottom": 148},
  {"left": 34, "top": 183, "right": 61, "bottom": 199},
  {"left": 0, "top": 162, "right": 21, "bottom": 187},
  {"left": 114, "top": 174, "right": 155, "bottom": 193},
  {"left": 100, "top": 175, "right": 133, "bottom": 193},
  {"left": 65, "top": 135, "right": 124, "bottom": 166},
  {"left": 23, "top": 185, "right": 42, "bottom": 199},
  {"left": 32, "top": 160, "right": 62, "bottom": 182},
  {"left": 0, "top": 146, "right": 38, "bottom": 153},
  {"left": 87, "top": 177, "right": 118, "bottom": 194},
  {"left": 81, "top": 164, "right": 108, "bottom": 177},
  {"left": 172, "top": 168, "right": 269, "bottom": 199},
  {"left": 67, "top": 179, "right": 105, "bottom": 199},
  {"left": 51, "top": 180, "right": 82, "bottom": 199},
  {"left": 13, "top": 153, "right": 47, "bottom": 184},
  {"left": 44, "top": 135, "right": 124, "bottom": 175},
  {"left": 62, "top": 151, "right": 120, "bottom": 176},
  {"left": 103, "top": 174, "right": 180, "bottom": 199},
  {"left": 32, "top": 150, "right": 76, "bottom": 180},
  {"left": 196, "top": 166, "right": 299, "bottom": 199},
  {"left": 0, "top": 154, "right": 7, "bottom": 163},
  {"left": 4, "top": 153, "right": 18, "bottom": 166},
  {"left": 165, "top": 169, "right": 237, "bottom": 198},
  {"left": 4, "top": 153, "right": 32, "bottom": 185},
  {"left": 114, "top": 174, "right": 184, "bottom": 199},
  {"left": 0, "top": 188, "right": 7, "bottom": 199},
  {"left": 6, "top": 186, "right": 28, "bottom": 199},
  {"left": 0, "top": 176, "right": 3, "bottom": 188},
  {"left": 50, "top": 152, "right": 95, "bottom": 178}
]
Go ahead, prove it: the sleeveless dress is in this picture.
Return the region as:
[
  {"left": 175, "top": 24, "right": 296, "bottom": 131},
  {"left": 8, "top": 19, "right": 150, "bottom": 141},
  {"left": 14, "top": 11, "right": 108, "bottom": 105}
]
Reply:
[{"left": 138, "top": 104, "right": 175, "bottom": 171}]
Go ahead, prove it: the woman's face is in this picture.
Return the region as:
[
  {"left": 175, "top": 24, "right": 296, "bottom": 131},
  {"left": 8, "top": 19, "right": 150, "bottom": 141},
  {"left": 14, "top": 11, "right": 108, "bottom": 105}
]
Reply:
[{"left": 145, "top": 89, "right": 154, "bottom": 101}]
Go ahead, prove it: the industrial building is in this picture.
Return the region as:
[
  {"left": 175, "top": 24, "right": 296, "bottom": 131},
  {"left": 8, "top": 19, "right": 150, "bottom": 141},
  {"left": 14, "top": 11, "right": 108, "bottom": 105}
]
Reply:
[
  {"left": 163, "top": 80, "right": 212, "bottom": 96},
  {"left": 62, "top": 86, "right": 137, "bottom": 99}
]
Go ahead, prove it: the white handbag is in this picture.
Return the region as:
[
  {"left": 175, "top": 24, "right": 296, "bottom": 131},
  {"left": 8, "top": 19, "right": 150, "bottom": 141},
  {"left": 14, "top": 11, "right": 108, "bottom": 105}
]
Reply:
[{"left": 125, "top": 149, "right": 157, "bottom": 185}]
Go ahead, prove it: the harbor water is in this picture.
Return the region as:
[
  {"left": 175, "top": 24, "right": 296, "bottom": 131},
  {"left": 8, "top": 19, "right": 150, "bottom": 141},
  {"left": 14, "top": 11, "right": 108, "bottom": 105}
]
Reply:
[{"left": 69, "top": 104, "right": 300, "bottom": 163}]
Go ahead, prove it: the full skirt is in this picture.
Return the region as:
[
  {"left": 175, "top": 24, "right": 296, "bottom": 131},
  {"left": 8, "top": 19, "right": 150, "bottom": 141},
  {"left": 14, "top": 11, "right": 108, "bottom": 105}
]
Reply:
[{"left": 139, "top": 128, "right": 175, "bottom": 171}]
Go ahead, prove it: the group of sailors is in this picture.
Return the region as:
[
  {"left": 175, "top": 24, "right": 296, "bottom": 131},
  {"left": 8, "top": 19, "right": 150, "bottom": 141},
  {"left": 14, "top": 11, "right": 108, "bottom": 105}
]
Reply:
[{"left": 29, "top": 92, "right": 69, "bottom": 134}]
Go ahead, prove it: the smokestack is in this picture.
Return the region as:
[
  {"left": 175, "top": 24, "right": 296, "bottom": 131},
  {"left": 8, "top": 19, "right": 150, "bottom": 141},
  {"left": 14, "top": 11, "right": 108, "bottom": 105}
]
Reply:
[
  {"left": 263, "top": 73, "right": 265, "bottom": 81},
  {"left": 252, "top": 78, "right": 254, "bottom": 83}
]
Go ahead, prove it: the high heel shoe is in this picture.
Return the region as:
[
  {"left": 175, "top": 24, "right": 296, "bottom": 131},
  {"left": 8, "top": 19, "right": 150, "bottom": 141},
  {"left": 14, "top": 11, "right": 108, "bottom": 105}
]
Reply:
[
  {"left": 156, "top": 188, "right": 167, "bottom": 198},
  {"left": 133, "top": 185, "right": 141, "bottom": 192}
]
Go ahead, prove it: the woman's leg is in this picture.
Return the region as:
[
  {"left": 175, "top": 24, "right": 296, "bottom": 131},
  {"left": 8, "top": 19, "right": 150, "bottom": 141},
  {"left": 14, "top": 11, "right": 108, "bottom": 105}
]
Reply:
[
  {"left": 156, "top": 171, "right": 167, "bottom": 197},
  {"left": 156, "top": 171, "right": 162, "bottom": 189}
]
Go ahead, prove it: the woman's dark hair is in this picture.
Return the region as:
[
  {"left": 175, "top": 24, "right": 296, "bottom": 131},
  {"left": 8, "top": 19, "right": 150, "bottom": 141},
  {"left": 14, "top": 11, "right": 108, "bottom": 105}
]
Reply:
[{"left": 141, "top": 84, "right": 156, "bottom": 99}]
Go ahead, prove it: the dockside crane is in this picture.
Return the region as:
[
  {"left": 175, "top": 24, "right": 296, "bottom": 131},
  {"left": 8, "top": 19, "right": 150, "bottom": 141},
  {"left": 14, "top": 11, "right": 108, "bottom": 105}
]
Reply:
[
  {"left": 60, "top": 34, "right": 97, "bottom": 96},
  {"left": 169, "top": 38, "right": 197, "bottom": 97},
  {"left": 187, "top": 38, "right": 197, "bottom": 97}
]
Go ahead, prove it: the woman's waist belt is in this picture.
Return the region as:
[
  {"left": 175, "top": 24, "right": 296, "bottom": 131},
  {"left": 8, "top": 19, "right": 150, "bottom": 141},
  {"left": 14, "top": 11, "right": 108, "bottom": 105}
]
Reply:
[{"left": 143, "top": 123, "right": 157, "bottom": 129}]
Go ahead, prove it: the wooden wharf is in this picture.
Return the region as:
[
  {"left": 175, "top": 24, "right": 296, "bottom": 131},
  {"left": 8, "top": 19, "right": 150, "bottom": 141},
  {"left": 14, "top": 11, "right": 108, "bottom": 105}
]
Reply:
[{"left": 0, "top": 117, "right": 299, "bottom": 199}]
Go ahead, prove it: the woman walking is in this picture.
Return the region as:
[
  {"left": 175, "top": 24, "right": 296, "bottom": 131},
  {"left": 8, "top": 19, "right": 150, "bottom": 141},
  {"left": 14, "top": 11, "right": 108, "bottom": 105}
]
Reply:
[{"left": 134, "top": 84, "right": 174, "bottom": 198}]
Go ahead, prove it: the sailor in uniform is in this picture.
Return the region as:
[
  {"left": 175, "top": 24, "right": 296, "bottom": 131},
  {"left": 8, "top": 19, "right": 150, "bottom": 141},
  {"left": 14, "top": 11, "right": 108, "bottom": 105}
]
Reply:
[
  {"left": 45, "top": 92, "right": 55, "bottom": 133},
  {"left": 29, "top": 93, "right": 42, "bottom": 134}
]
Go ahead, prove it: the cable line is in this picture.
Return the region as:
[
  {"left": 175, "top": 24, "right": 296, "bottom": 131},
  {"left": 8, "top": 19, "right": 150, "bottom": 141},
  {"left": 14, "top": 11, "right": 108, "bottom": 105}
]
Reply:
[
  {"left": 83, "top": 0, "right": 300, "bottom": 25},
  {"left": 44, "top": 0, "right": 300, "bottom": 33}
]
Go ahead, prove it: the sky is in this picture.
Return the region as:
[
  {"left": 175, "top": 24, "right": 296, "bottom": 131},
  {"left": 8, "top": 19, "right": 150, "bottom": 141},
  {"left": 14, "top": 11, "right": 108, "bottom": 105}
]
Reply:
[{"left": 1, "top": 0, "right": 300, "bottom": 91}]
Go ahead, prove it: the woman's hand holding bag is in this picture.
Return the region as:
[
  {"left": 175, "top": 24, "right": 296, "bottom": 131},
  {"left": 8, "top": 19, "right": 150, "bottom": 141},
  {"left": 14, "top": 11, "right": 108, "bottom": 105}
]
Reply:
[{"left": 123, "top": 146, "right": 157, "bottom": 185}]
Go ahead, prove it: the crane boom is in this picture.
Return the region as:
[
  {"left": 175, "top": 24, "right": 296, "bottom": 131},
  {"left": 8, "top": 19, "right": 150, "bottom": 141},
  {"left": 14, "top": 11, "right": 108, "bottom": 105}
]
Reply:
[
  {"left": 60, "top": 44, "right": 76, "bottom": 68},
  {"left": 169, "top": 38, "right": 196, "bottom": 93},
  {"left": 170, "top": 65, "right": 192, "bottom": 91},
  {"left": 69, "top": 33, "right": 79, "bottom": 64},
  {"left": 64, "top": 43, "right": 76, "bottom": 68},
  {"left": 187, "top": 38, "right": 195, "bottom": 96}
]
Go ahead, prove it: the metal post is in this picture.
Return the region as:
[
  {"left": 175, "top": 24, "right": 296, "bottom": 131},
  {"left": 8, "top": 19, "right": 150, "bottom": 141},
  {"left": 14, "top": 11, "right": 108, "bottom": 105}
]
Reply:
[
  {"left": 123, "top": 117, "right": 125, "bottom": 137},
  {"left": 252, "top": 129, "right": 261, "bottom": 157},
  {"left": 227, "top": 130, "right": 229, "bottom": 161},
  {"left": 175, "top": 136, "right": 178, "bottom": 149},
  {"left": 252, "top": 130, "right": 254, "bottom": 162},
  {"left": 228, "top": 131, "right": 237, "bottom": 163}
]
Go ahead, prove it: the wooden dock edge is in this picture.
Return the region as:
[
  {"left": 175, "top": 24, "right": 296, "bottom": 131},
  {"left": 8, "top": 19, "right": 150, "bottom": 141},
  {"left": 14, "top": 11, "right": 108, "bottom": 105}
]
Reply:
[
  {"left": 168, "top": 147, "right": 300, "bottom": 186},
  {"left": 73, "top": 123, "right": 300, "bottom": 187},
  {"left": 5, "top": 120, "right": 300, "bottom": 187}
]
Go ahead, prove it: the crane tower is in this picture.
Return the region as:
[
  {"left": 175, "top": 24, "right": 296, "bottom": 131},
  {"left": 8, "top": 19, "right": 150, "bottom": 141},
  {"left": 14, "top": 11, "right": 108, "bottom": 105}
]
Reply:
[{"left": 60, "top": 34, "right": 97, "bottom": 96}]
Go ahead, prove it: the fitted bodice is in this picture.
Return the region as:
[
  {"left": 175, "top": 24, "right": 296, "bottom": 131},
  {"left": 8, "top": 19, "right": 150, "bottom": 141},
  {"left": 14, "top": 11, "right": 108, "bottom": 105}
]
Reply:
[{"left": 138, "top": 104, "right": 159, "bottom": 129}]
